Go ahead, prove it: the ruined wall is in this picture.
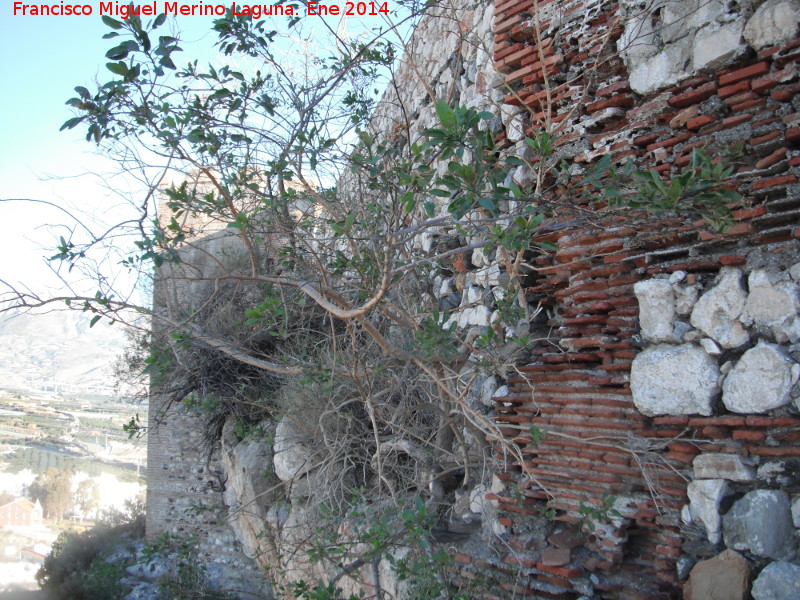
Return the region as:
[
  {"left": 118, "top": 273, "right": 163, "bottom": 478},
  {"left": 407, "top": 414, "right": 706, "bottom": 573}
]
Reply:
[
  {"left": 146, "top": 231, "right": 273, "bottom": 599},
  {"left": 146, "top": 0, "right": 800, "bottom": 598},
  {"left": 475, "top": 0, "right": 800, "bottom": 598}
]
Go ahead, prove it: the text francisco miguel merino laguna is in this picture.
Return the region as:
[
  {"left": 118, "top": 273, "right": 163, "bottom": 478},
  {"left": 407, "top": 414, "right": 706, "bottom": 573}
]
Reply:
[{"left": 13, "top": 0, "right": 390, "bottom": 17}]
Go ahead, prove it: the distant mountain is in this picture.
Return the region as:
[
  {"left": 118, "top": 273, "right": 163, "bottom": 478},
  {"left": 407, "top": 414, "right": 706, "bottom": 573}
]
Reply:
[{"left": 0, "top": 310, "right": 130, "bottom": 396}]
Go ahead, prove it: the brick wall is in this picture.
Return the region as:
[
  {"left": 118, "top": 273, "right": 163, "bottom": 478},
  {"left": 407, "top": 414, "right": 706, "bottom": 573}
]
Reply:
[{"left": 465, "top": 0, "right": 800, "bottom": 597}]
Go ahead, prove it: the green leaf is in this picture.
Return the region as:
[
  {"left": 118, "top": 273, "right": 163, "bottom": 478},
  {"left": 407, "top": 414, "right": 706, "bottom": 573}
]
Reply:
[
  {"left": 478, "top": 197, "right": 497, "bottom": 212},
  {"left": 89, "top": 315, "right": 101, "bottom": 328},
  {"left": 105, "top": 45, "right": 129, "bottom": 60},
  {"left": 160, "top": 56, "right": 176, "bottom": 70},
  {"left": 101, "top": 15, "right": 124, "bottom": 29},
  {"left": 105, "top": 40, "right": 138, "bottom": 60},
  {"left": 59, "top": 116, "right": 85, "bottom": 131},
  {"left": 434, "top": 100, "right": 456, "bottom": 129},
  {"left": 106, "top": 62, "right": 129, "bottom": 76},
  {"left": 153, "top": 13, "right": 167, "bottom": 27}
]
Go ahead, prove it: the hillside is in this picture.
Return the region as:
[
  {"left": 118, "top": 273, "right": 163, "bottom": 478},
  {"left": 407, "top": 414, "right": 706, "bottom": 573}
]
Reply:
[{"left": 0, "top": 311, "right": 128, "bottom": 396}]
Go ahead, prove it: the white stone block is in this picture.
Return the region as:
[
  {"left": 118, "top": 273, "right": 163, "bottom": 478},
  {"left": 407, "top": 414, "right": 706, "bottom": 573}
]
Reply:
[
  {"left": 742, "top": 269, "right": 800, "bottom": 343},
  {"left": 631, "top": 344, "right": 720, "bottom": 416},
  {"left": 628, "top": 44, "right": 690, "bottom": 95},
  {"left": 690, "top": 268, "right": 750, "bottom": 349},
  {"left": 674, "top": 283, "right": 701, "bottom": 315},
  {"left": 722, "top": 342, "right": 793, "bottom": 413},
  {"left": 688, "top": 479, "right": 727, "bottom": 544},
  {"left": 635, "top": 279, "right": 676, "bottom": 342},
  {"left": 744, "top": 0, "right": 800, "bottom": 50},
  {"left": 693, "top": 21, "right": 746, "bottom": 71},
  {"left": 693, "top": 453, "right": 755, "bottom": 482},
  {"left": 472, "top": 247, "right": 491, "bottom": 268},
  {"left": 699, "top": 338, "right": 722, "bottom": 356}
]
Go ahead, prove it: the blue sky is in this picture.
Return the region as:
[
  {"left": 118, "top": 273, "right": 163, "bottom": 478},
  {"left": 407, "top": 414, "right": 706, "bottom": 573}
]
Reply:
[
  {"left": 0, "top": 7, "right": 342, "bottom": 295},
  {"left": 0, "top": 4, "right": 408, "bottom": 300},
  {"left": 0, "top": 9, "right": 220, "bottom": 293}
]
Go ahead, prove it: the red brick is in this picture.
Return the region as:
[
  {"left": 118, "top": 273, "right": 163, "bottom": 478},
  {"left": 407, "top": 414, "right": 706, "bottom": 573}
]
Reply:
[
  {"left": 719, "top": 254, "right": 747, "bottom": 266},
  {"left": 633, "top": 132, "right": 660, "bottom": 146},
  {"left": 493, "top": 12, "right": 527, "bottom": 35},
  {"left": 768, "top": 417, "right": 800, "bottom": 427},
  {"left": 731, "top": 98, "right": 767, "bottom": 112},
  {"left": 653, "top": 416, "right": 690, "bottom": 426},
  {"left": 724, "top": 90, "right": 761, "bottom": 107},
  {"left": 745, "top": 416, "right": 773, "bottom": 426},
  {"left": 787, "top": 127, "right": 800, "bottom": 143},
  {"left": 686, "top": 115, "right": 717, "bottom": 130},
  {"left": 655, "top": 545, "right": 681, "bottom": 558},
  {"left": 668, "top": 82, "right": 717, "bottom": 108},
  {"left": 775, "top": 48, "right": 800, "bottom": 68},
  {"left": 587, "top": 95, "right": 635, "bottom": 113},
  {"left": 750, "top": 130, "right": 782, "bottom": 146},
  {"left": 646, "top": 132, "right": 694, "bottom": 151},
  {"left": 536, "top": 563, "right": 582, "bottom": 578},
  {"left": 721, "top": 113, "right": 755, "bottom": 128},
  {"left": 495, "top": 41, "right": 527, "bottom": 62},
  {"left": 669, "top": 105, "right": 699, "bottom": 128},
  {"left": 718, "top": 80, "right": 751, "bottom": 98},
  {"left": 754, "top": 229, "right": 795, "bottom": 244},
  {"left": 755, "top": 147, "right": 789, "bottom": 169},
  {"left": 719, "top": 61, "right": 771, "bottom": 86},
  {"left": 597, "top": 80, "right": 631, "bottom": 97},
  {"left": 752, "top": 66, "right": 799, "bottom": 93},
  {"left": 772, "top": 87, "right": 796, "bottom": 102},
  {"left": 749, "top": 446, "right": 800, "bottom": 457},
  {"left": 752, "top": 173, "right": 798, "bottom": 190}
]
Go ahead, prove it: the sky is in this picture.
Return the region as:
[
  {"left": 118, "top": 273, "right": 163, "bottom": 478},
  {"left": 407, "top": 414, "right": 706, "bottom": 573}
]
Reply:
[
  {"left": 0, "top": 8, "right": 220, "bottom": 296},
  {"left": 0, "top": 4, "right": 397, "bottom": 300}
]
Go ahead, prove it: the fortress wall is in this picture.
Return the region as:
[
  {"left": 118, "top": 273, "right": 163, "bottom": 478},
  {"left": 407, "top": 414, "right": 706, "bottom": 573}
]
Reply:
[{"left": 146, "top": 0, "right": 800, "bottom": 597}]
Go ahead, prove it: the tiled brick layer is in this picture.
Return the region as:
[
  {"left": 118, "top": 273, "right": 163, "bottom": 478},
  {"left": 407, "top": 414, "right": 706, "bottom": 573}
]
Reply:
[{"left": 477, "top": 1, "right": 800, "bottom": 598}]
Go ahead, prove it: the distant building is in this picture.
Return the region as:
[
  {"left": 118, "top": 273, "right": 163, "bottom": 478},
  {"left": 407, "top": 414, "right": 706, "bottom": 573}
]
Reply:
[
  {"left": 0, "top": 498, "right": 43, "bottom": 528},
  {"left": 20, "top": 547, "right": 46, "bottom": 564}
]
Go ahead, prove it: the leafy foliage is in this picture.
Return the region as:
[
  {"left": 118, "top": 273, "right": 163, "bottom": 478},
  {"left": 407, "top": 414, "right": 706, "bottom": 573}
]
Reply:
[{"left": 36, "top": 510, "right": 145, "bottom": 600}]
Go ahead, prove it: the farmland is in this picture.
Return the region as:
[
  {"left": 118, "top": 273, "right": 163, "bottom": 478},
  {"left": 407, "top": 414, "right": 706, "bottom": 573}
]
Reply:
[{"left": 0, "top": 388, "right": 146, "bottom": 484}]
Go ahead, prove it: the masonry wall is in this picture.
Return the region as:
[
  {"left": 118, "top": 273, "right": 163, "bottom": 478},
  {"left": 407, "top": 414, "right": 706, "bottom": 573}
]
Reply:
[
  {"left": 146, "top": 0, "right": 800, "bottom": 598},
  {"left": 146, "top": 231, "right": 273, "bottom": 598},
  {"left": 469, "top": 0, "right": 800, "bottom": 598}
]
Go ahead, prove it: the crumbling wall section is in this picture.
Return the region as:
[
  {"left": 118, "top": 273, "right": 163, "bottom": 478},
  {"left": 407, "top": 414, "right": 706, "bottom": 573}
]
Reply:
[
  {"left": 147, "top": 231, "right": 273, "bottom": 599},
  {"left": 475, "top": 0, "right": 800, "bottom": 598},
  {"left": 146, "top": 0, "right": 800, "bottom": 598}
]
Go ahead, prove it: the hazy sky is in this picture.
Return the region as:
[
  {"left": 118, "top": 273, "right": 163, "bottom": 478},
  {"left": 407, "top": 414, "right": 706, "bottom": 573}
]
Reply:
[
  {"left": 0, "top": 5, "right": 404, "bottom": 299},
  {"left": 0, "top": 9, "right": 220, "bottom": 294}
]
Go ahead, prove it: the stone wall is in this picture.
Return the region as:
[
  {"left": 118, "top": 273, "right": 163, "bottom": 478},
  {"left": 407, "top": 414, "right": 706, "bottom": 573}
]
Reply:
[
  {"left": 146, "top": 231, "right": 273, "bottom": 599},
  {"left": 145, "top": 0, "right": 800, "bottom": 598},
  {"left": 475, "top": 0, "right": 800, "bottom": 598}
]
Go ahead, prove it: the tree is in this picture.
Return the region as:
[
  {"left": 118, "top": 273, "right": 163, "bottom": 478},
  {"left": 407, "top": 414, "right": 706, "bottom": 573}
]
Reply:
[
  {"left": 75, "top": 479, "right": 101, "bottom": 522},
  {"left": 29, "top": 468, "right": 74, "bottom": 521}
]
